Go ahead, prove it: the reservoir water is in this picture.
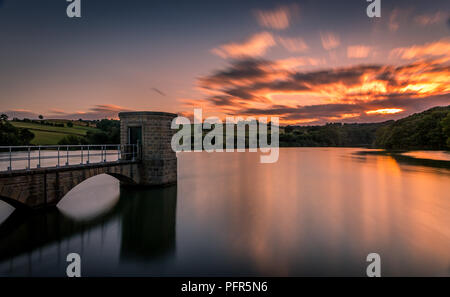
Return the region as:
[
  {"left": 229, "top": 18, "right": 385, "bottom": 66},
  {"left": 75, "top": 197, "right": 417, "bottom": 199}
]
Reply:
[{"left": 0, "top": 148, "right": 449, "bottom": 276}]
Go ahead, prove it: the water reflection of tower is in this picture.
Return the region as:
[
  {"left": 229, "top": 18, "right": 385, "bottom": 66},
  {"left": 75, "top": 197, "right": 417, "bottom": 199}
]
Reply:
[{"left": 119, "top": 185, "right": 177, "bottom": 261}]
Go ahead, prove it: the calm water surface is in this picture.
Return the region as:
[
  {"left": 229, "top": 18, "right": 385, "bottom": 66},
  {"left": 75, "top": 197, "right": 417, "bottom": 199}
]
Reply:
[{"left": 0, "top": 148, "right": 449, "bottom": 276}]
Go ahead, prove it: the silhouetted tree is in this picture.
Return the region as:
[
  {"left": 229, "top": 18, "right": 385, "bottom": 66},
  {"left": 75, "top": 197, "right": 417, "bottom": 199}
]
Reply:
[{"left": 0, "top": 119, "right": 34, "bottom": 145}]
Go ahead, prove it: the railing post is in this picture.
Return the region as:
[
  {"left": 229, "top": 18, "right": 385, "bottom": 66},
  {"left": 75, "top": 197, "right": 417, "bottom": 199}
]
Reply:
[
  {"left": 81, "top": 146, "right": 83, "bottom": 165},
  {"left": 103, "top": 145, "right": 107, "bottom": 163},
  {"left": 37, "top": 146, "right": 41, "bottom": 168},
  {"left": 138, "top": 140, "right": 141, "bottom": 160},
  {"left": 87, "top": 145, "right": 90, "bottom": 164},
  {"left": 8, "top": 147, "right": 12, "bottom": 171},
  {"left": 132, "top": 144, "right": 135, "bottom": 161},
  {"left": 27, "top": 147, "right": 31, "bottom": 170},
  {"left": 57, "top": 146, "right": 60, "bottom": 167},
  {"left": 66, "top": 146, "right": 69, "bottom": 166},
  {"left": 117, "top": 145, "right": 120, "bottom": 161},
  {"left": 136, "top": 143, "right": 139, "bottom": 160}
]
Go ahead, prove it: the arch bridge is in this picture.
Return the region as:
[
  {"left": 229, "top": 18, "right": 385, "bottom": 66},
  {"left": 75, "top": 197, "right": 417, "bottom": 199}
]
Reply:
[{"left": 0, "top": 112, "right": 177, "bottom": 210}]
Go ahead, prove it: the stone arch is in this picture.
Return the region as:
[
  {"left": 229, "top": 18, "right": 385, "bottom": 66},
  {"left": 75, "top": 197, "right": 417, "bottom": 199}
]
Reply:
[
  {"left": 106, "top": 173, "right": 137, "bottom": 186},
  {"left": 54, "top": 167, "right": 138, "bottom": 206},
  {"left": 57, "top": 173, "right": 137, "bottom": 202},
  {"left": 0, "top": 162, "right": 140, "bottom": 210},
  {"left": 0, "top": 195, "right": 33, "bottom": 212}
]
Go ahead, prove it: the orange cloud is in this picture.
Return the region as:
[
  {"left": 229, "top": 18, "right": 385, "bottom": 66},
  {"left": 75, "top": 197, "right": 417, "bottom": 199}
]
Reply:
[
  {"left": 274, "top": 57, "right": 323, "bottom": 69},
  {"left": 255, "top": 5, "right": 299, "bottom": 30},
  {"left": 56, "top": 105, "right": 133, "bottom": 120},
  {"left": 320, "top": 32, "right": 340, "bottom": 50},
  {"left": 2, "top": 105, "right": 134, "bottom": 120},
  {"left": 278, "top": 36, "right": 309, "bottom": 53},
  {"left": 390, "top": 38, "right": 450, "bottom": 60},
  {"left": 48, "top": 108, "right": 68, "bottom": 115},
  {"left": 347, "top": 45, "right": 371, "bottom": 58},
  {"left": 194, "top": 56, "right": 450, "bottom": 125},
  {"left": 211, "top": 32, "right": 276, "bottom": 59}
]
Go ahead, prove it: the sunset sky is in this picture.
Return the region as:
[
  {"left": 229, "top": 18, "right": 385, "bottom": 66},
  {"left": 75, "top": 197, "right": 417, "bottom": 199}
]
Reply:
[{"left": 0, "top": 0, "right": 449, "bottom": 125}]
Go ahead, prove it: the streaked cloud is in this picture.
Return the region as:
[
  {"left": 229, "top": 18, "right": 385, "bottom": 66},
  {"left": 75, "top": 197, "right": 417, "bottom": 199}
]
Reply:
[
  {"left": 83, "top": 107, "right": 126, "bottom": 119},
  {"left": 194, "top": 55, "right": 450, "bottom": 124},
  {"left": 347, "top": 45, "right": 372, "bottom": 58},
  {"left": 73, "top": 104, "right": 134, "bottom": 120},
  {"left": 389, "top": 9, "right": 400, "bottom": 32},
  {"left": 320, "top": 32, "right": 340, "bottom": 50},
  {"left": 2, "top": 105, "right": 133, "bottom": 120},
  {"left": 232, "top": 95, "right": 449, "bottom": 125},
  {"left": 151, "top": 87, "right": 166, "bottom": 96},
  {"left": 48, "top": 108, "right": 68, "bottom": 115},
  {"left": 2, "top": 109, "right": 38, "bottom": 119},
  {"left": 198, "top": 59, "right": 275, "bottom": 90},
  {"left": 278, "top": 36, "right": 309, "bottom": 53},
  {"left": 414, "top": 12, "right": 448, "bottom": 26},
  {"left": 274, "top": 57, "right": 324, "bottom": 69},
  {"left": 212, "top": 32, "right": 276, "bottom": 59},
  {"left": 255, "top": 5, "right": 299, "bottom": 30},
  {"left": 2, "top": 1, "right": 449, "bottom": 125},
  {"left": 390, "top": 38, "right": 450, "bottom": 60}
]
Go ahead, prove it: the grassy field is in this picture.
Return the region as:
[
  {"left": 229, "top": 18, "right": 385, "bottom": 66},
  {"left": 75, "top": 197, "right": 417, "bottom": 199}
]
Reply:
[
  {"left": 11, "top": 121, "right": 100, "bottom": 145},
  {"left": 27, "top": 130, "right": 71, "bottom": 145}
]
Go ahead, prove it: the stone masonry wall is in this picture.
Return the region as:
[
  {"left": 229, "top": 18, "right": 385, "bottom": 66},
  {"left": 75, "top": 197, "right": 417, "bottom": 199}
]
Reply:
[{"left": 119, "top": 112, "right": 178, "bottom": 186}]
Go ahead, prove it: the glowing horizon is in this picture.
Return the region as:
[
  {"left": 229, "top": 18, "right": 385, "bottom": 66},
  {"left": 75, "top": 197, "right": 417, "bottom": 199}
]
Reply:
[{"left": 365, "top": 108, "right": 404, "bottom": 115}]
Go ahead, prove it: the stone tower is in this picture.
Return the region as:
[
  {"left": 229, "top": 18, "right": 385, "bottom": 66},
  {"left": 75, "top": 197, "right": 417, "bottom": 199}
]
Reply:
[{"left": 119, "top": 111, "right": 178, "bottom": 186}]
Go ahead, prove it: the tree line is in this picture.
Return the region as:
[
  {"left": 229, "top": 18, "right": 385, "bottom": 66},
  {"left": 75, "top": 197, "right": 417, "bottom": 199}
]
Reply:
[
  {"left": 280, "top": 122, "right": 389, "bottom": 147},
  {"left": 13, "top": 117, "right": 66, "bottom": 127},
  {"left": 1, "top": 106, "right": 449, "bottom": 149},
  {"left": 0, "top": 114, "right": 34, "bottom": 145},
  {"left": 58, "top": 119, "right": 120, "bottom": 145},
  {"left": 281, "top": 105, "right": 449, "bottom": 150}
]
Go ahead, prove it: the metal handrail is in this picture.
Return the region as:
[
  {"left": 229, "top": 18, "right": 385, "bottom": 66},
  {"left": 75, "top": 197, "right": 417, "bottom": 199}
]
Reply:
[
  {"left": 0, "top": 144, "right": 140, "bottom": 172},
  {"left": 0, "top": 144, "right": 128, "bottom": 149}
]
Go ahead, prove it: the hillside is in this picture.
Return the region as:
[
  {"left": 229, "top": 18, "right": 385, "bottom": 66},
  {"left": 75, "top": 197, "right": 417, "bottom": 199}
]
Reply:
[
  {"left": 11, "top": 121, "right": 100, "bottom": 145},
  {"left": 279, "top": 106, "right": 449, "bottom": 149},
  {"left": 374, "top": 106, "right": 450, "bottom": 150}
]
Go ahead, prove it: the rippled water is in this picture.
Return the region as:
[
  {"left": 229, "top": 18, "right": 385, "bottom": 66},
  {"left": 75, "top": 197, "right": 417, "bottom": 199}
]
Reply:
[{"left": 0, "top": 148, "right": 449, "bottom": 276}]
